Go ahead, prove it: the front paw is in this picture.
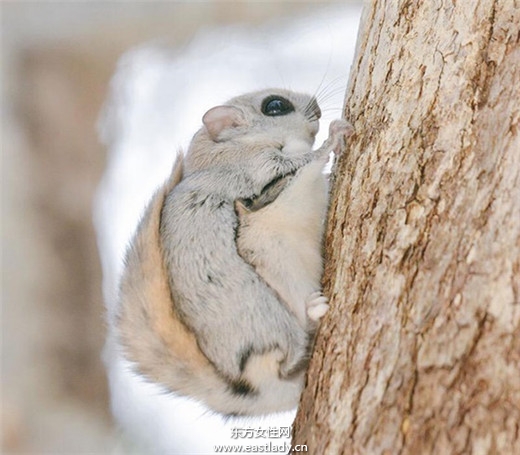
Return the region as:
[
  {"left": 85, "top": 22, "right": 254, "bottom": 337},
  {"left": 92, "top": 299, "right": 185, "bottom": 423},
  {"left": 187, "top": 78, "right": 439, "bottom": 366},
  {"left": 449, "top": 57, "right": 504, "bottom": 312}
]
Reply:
[
  {"left": 328, "top": 119, "right": 354, "bottom": 156},
  {"left": 306, "top": 291, "right": 330, "bottom": 321}
]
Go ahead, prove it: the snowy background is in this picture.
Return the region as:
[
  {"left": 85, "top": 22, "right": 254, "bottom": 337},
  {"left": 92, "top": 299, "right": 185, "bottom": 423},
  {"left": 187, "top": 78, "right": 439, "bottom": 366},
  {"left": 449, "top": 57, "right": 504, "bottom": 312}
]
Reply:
[{"left": 2, "top": 2, "right": 360, "bottom": 453}]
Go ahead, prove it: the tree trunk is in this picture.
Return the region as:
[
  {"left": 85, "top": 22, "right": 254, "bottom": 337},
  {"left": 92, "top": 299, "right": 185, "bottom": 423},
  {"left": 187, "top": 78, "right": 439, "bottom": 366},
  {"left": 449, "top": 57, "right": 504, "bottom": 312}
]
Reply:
[{"left": 293, "top": 1, "right": 520, "bottom": 454}]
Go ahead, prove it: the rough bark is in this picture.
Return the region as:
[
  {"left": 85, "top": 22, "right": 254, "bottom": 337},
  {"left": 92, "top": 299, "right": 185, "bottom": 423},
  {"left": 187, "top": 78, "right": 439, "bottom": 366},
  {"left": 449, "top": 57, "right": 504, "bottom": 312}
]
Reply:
[{"left": 293, "top": 1, "right": 520, "bottom": 454}]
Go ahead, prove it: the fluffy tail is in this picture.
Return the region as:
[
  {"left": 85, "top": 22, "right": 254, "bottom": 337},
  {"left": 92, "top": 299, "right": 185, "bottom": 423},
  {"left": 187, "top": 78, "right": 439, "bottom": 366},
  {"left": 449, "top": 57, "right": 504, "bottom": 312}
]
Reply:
[{"left": 115, "top": 155, "right": 301, "bottom": 415}]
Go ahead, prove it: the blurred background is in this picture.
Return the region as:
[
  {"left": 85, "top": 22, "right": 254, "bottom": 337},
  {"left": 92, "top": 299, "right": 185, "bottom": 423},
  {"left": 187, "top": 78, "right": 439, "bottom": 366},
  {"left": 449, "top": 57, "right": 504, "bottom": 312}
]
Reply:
[{"left": 2, "top": 2, "right": 359, "bottom": 453}]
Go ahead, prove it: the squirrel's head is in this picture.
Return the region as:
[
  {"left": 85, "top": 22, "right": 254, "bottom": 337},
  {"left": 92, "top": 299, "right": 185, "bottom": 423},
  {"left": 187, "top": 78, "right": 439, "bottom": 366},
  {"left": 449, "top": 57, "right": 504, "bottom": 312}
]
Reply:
[{"left": 184, "top": 89, "right": 321, "bottom": 175}]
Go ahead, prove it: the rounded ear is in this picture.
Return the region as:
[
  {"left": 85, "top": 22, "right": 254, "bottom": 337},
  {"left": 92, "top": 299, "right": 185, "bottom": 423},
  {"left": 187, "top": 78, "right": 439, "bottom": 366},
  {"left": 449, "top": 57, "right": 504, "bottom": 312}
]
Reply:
[{"left": 202, "top": 105, "right": 244, "bottom": 141}]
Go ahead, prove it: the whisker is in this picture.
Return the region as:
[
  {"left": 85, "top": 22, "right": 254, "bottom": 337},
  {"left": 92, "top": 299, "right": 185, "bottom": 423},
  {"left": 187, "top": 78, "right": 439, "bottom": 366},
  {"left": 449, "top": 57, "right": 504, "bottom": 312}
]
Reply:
[
  {"left": 319, "top": 107, "right": 344, "bottom": 113},
  {"left": 316, "top": 85, "right": 347, "bottom": 103},
  {"left": 311, "top": 47, "right": 336, "bottom": 103},
  {"left": 311, "top": 76, "right": 348, "bottom": 121},
  {"left": 315, "top": 76, "right": 345, "bottom": 97}
]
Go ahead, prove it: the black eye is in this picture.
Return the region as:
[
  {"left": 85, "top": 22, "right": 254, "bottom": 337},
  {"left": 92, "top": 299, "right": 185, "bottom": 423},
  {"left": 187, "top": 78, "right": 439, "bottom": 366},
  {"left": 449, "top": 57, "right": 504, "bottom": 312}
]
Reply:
[{"left": 261, "top": 96, "right": 295, "bottom": 116}]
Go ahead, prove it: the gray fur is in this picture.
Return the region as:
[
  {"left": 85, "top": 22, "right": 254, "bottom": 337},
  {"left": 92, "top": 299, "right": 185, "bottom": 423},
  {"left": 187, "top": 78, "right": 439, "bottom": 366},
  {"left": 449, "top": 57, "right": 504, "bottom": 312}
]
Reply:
[
  {"left": 117, "top": 88, "right": 352, "bottom": 415},
  {"left": 160, "top": 89, "right": 322, "bottom": 381}
]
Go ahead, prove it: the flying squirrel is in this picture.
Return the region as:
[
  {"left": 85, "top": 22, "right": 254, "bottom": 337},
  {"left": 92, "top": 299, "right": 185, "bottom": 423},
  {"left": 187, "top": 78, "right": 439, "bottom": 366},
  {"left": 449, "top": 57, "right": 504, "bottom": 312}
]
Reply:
[{"left": 116, "top": 89, "right": 353, "bottom": 416}]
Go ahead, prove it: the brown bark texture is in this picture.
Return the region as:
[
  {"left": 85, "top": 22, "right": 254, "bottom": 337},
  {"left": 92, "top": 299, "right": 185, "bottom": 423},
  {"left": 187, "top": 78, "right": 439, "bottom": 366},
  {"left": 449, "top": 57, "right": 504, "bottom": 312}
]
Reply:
[{"left": 293, "top": 1, "right": 520, "bottom": 454}]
